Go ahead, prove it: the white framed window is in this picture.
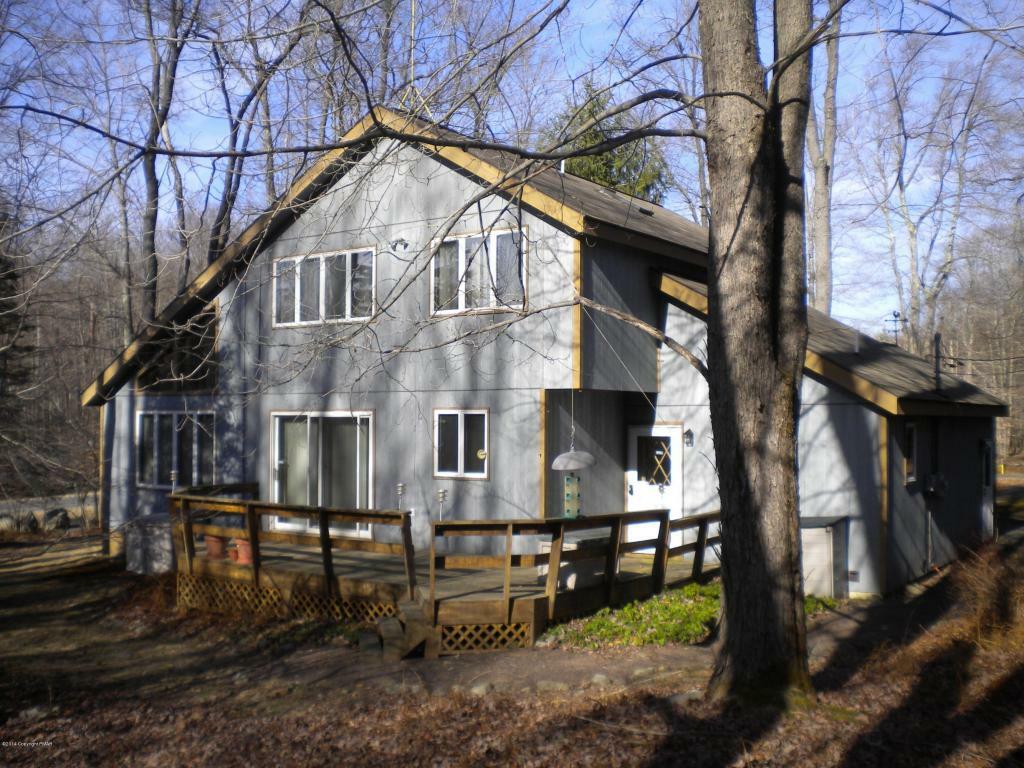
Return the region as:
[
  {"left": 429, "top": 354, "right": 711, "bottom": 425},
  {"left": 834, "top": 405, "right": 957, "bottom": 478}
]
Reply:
[
  {"left": 434, "top": 409, "right": 488, "bottom": 478},
  {"left": 430, "top": 229, "right": 526, "bottom": 314},
  {"left": 904, "top": 422, "right": 918, "bottom": 484},
  {"left": 137, "top": 411, "right": 215, "bottom": 489},
  {"left": 273, "top": 249, "right": 374, "bottom": 326}
]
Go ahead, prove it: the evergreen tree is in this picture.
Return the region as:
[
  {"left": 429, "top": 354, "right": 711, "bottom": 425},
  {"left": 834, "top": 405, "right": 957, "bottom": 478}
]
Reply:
[{"left": 552, "top": 83, "right": 669, "bottom": 204}]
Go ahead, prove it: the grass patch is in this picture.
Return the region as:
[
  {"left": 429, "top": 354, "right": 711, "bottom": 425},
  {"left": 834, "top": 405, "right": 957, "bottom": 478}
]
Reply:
[{"left": 543, "top": 581, "right": 838, "bottom": 649}]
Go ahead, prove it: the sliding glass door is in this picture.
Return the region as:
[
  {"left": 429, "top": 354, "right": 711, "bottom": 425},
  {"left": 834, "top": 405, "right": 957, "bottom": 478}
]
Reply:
[{"left": 273, "top": 412, "right": 372, "bottom": 536}]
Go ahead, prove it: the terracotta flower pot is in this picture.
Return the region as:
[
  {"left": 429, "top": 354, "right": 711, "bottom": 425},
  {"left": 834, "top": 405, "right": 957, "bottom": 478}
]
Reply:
[
  {"left": 234, "top": 538, "right": 253, "bottom": 565},
  {"left": 205, "top": 535, "right": 228, "bottom": 559},
  {"left": 204, "top": 536, "right": 229, "bottom": 561}
]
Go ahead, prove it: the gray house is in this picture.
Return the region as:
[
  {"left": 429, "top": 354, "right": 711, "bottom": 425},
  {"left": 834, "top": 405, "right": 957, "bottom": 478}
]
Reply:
[{"left": 82, "top": 107, "right": 1006, "bottom": 598}]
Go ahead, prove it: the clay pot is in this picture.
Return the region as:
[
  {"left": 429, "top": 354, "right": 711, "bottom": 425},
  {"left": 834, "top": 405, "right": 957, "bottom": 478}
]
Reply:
[
  {"left": 233, "top": 538, "right": 253, "bottom": 565},
  {"left": 204, "top": 535, "right": 228, "bottom": 559}
]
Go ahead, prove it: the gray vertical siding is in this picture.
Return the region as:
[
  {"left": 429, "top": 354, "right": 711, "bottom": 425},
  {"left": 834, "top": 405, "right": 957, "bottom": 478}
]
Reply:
[
  {"left": 101, "top": 137, "right": 996, "bottom": 583},
  {"left": 543, "top": 390, "right": 626, "bottom": 519},
  {"left": 655, "top": 302, "right": 887, "bottom": 595},
  {"left": 107, "top": 139, "right": 576, "bottom": 563},
  {"left": 887, "top": 415, "right": 994, "bottom": 588}
]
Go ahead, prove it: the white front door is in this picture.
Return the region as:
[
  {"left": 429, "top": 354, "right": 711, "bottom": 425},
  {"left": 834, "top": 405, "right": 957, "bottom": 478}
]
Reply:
[
  {"left": 273, "top": 412, "right": 373, "bottom": 537},
  {"left": 626, "top": 425, "right": 684, "bottom": 546}
]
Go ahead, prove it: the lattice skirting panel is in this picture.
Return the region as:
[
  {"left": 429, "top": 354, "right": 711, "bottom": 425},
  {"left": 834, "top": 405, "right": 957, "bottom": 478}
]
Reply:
[
  {"left": 440, "top": 622, "right": 532, "bottom": 653},
  {"left": 177, "top": 574, "right": 396, "bottom": 623}
]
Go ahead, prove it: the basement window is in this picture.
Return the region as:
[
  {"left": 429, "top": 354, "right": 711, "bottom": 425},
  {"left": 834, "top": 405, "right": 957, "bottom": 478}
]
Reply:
[
  {"left": 273, "top": 249, "right": 374, "bottom": 326},
  {"left": 434, "top": 410, "right": 488, "bottom": 478},
  {"left": 137, "top": 412, "right": 215, "bottom": 489},
  {"left": 431, "top": 230, "right": 526, "bottom": 314}
]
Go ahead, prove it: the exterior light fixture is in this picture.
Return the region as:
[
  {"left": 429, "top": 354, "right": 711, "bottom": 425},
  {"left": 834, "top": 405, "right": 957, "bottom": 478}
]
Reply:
[{"left": 683, "top": 429, "right": 694, "bottom": 447}]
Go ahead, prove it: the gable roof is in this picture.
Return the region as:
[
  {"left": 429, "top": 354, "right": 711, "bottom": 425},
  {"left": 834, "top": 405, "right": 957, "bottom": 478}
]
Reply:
[
  {"left": 659, "top": 275, "right": 1008, "bottom": 418},
  {"left": 81, "top": 106, "right": 708, "bottom": 407}
]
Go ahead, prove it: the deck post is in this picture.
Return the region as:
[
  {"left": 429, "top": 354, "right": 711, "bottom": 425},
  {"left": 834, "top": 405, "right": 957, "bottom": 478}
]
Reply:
[
  {"left": 693, "top": 518, "right": 709, "bottom": 582},
  {"left": 400, "top": 513, "right": 417, "bottom": 601},
  {"left": 428, "top": 524, "right": 437, "bottom": 623},
  {"left": 652, "top": 509, "right": 670, "bottom": 593},
  {"left": 318, "top": 508, "right": 335, "bottom": 598},
  {"left": 503, "top": 523, "right": 514, "bottom": 624},
  {"left": 245, "top": 503, "right": 261, "bottom": 586},
  {"left": 544, "top": 521, "right": 564, "bottom": 621},
  {"left": 605, "top": 516, "right": 623, "bottom": 605},
  {"left": 180, "top": 498, "right": 195, "bottom": 575}
]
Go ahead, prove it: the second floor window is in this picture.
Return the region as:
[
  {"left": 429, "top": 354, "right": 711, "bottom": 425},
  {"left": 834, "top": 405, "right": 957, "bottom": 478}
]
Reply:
[
  {"left": 274, "top": 250, "right": 374, "bottom": 326},
  {"left": 432, "top": 230, "right": 525, "bottom": 313}
]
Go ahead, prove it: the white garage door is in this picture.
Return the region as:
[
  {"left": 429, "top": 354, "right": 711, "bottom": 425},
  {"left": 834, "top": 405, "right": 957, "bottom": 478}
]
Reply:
[{"left": 801, "top": 527, "right": 834, "bottom": 598}]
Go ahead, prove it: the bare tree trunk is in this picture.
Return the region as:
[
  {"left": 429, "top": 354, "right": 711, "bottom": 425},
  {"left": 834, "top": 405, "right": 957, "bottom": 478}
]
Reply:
[
  {"left": 805, "top": 0, "right": 840, "bottom": 314},
  {"left": 140, "top": 0, "right": 196, "bottom": 321},
  {"left": 698, "top": 0, "right": 812, "bottom": 701}
]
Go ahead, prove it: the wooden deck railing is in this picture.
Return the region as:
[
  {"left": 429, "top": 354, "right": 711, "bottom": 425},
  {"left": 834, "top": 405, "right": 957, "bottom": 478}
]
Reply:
[
  {"left": 428, "top": 509, "right": 721, "bottom": 625},
  {"left": 169, "top": 485, "right": 417, "bottom": 601},
  {"left": 666, "top": 510, "right": 722, "bottom": 586}
]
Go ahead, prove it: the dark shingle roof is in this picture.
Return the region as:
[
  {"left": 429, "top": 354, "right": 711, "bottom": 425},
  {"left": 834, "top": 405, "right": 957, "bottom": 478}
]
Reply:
[
  {"left": 806, "top": 309, "right": 1005, "bottom": 411},
  {"left": 661, "top": 275, "right": 1007, "bottom": 416},
  {"left": 425, "top": 119, "right": 709, "bottom": 255}
]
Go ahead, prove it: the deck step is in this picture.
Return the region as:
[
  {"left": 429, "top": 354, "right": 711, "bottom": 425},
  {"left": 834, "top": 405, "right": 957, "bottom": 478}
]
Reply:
[
  {"left": 396, "top": 597, "right": 439, "bottom": 657},
  {"left": 357, "top": 629, "right": 381, "bottom": 654},
  {"left": 378, "top": 617, "right": 406, "bottom": 662}
]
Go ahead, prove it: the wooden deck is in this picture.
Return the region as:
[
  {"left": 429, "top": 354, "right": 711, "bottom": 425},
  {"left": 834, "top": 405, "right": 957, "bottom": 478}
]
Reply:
[{"left": 169, "top": 484, "right": 720, "bottom": 656}]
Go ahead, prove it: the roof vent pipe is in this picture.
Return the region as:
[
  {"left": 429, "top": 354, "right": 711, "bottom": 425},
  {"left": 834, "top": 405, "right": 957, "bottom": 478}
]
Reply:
[
  {"left": 853, "top": 331, "right": 860, "bottom": 354},
  {"left": 559, "top": 159, "right": 565, "bottom": 174}
]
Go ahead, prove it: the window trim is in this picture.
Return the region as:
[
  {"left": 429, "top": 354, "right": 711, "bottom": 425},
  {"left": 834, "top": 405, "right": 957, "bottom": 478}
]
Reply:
[
  {"left": 136, "top": 410, "right": 216, "bottom": 490},
  {"left": 433, "top": 408, "right": 490, "bottom": 479},
  {"left": 429, "top": 227, "right": 527, "bottom": 316},
  {"left": 904, "top": 422, "right": 918, "bottom": 485},
  {"left": 272, "top": 247, "right": 376, "bottom": 327}
]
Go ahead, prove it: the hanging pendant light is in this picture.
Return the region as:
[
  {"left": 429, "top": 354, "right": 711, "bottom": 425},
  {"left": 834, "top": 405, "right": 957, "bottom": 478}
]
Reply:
[{"left": 551, "top": 387, "right": 595, "bottom": 470}]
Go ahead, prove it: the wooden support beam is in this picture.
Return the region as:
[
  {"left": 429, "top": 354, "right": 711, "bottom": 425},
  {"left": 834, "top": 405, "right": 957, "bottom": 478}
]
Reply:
[
  {"left": 245, "top": 503, "right": 261, "bottom": 586},
  {"left": 428, "top": 526, "right": 437, "bottom": 623},
  {"left": 503, "top": 523, "right": 514, "bottom": 624},
  {"left": 545, "top": 522, "right": 565, "bottom": 621},
  {"left": 318, "top": 508, "right": 335, "bottom": 599},
  {"left": 692, "top": 518, "right": 709, "bottom": 581},
  {"left": 605, "top": 518, "right": 623, "bottom": 605},
  {"left": 180, "top": 498, "right": 196, "bottom": 575},
  {"left": 652, "top": 509, "right": 670, "bottom": 593},
  {"left": 401, "top": 513, "right": 417, "bottom": 601}
]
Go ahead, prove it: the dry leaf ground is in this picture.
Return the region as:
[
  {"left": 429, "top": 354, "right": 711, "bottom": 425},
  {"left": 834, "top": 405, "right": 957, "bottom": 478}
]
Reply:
[{"left": 2, "top": 488, "right": 1023, "bottom": 767}]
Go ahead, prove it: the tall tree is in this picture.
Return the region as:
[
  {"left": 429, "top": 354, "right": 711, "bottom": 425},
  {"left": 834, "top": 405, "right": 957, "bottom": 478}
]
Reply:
[
  {"left": 805, "top": 0, "right": 841, "bottom": 314},
  {"left": 139, "top": 0, "right": 200, "bottom": 322},
  {"left": 697, "top": 0, "right": 815, "bottom": 699},
  {"left": 553, "top": 81, "right": 669, "bottom": 203}
]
